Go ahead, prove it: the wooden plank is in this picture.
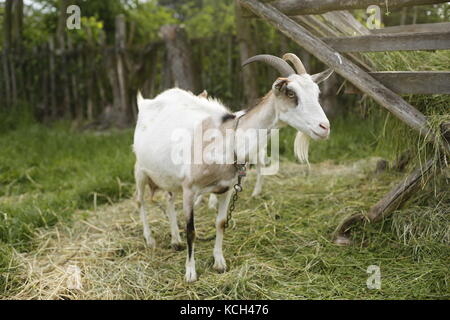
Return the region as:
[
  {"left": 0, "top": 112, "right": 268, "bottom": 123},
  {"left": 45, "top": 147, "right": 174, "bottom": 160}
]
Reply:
[
  {"left": 239, "top": 0, "right": 429, "bottom": 135},
  {"left": 333, "top": 158, "right": 436, "bottom": 245},
  {"left": 244, "top": 0, "right": 447, "bottom": 17},
  {"left": 294, "top": 15, "right": 337, "bottom": 38},
  {"left": 346, "top": 72, "right": 450, "bottom": 94},
  {"left": 321, "top": 31, "right": 450, "bottom": 52},
  {"left": 367, "top": 159, "right": 436, "bottom": 222},
  {"left": 322, "top": 11, "right": 370, "bottom": 36},
  {"left": 293, "top": 14, "right": 374, "bottom": 71},
  {"left": 371, "top": 22, "right": 450, "bottom": 34}
]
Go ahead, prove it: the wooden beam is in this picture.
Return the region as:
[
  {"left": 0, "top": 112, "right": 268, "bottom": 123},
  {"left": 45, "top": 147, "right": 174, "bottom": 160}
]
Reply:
[
  {"left": 371, "top": 22, "right": 450, "bottom": 34},
  {"left": 239, "top": 0, "right": 428, "bottom": 135},
  {"left": 322, "top": 11, "right": 370, "bottom": 36},
  {"left": 294, "top": 15, "right": 336, "bottom": 38},
  {"left": 333, "top": 158, "right": 436, "bottom": 245},
  {"left": 322, "top": 31, "right": 450, "bottom": 52},
  {"left": 367, "top": 159, "right": 436, "bottom": 223},
  {"left": 346, "top": 71, "right": 450, "bottom": 94},
  {"left": 244, "top": 0, "right": 446, "bottom": 17},
  {"left": 293, "top": 14, "right": 373, "bottom": 71}
]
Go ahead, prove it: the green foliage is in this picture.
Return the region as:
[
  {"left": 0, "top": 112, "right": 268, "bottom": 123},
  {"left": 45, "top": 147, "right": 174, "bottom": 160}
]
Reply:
[
  {"left": 0, "top": 103, "right": 36, "bottom": 133},
  {"left": 68, "top": 16, "right": 104, "bottom": 44},
  {"left": 181, "top": 0, "right": 235, "bottom": 38},
  {"left": 127, "top": 0, "right": 177, "bottom": 43}
]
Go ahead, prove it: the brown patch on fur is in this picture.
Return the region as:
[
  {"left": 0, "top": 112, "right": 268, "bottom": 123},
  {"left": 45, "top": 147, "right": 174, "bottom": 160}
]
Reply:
[
  {"left": 245, "top": 90, "right": 273, "bottom": 114},
  {"left": 212, "top": 186, "right": 230, "bottom": 194},
  {"left": 219, "top": 220, "right": 226, "bottom": 231},
  {"left": 146, "top": 177, "right": 159, "bottom": 200},
  {"left": 198, "top": 90, "right": 208, "bottom": 98},
  {"left": 274, "top": 78, "right": 289, "bottom": 92},
  {"left": 188, "top": 117, "right": 237, "bottom": 188}
]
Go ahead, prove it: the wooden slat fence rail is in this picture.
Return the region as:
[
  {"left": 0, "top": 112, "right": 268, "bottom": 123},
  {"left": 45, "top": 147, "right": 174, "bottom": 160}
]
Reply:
[{"left": 322, "top": 31, "right": 450, "bottom": 52}]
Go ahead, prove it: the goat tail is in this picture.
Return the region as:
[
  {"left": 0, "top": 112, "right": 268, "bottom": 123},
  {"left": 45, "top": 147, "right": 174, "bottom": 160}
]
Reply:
[
  {"left": 293, "top": 131, "right": 310, "bottom": 166},
  {"left": 137, "top": 90, "right": 144, "bottom": 111}
]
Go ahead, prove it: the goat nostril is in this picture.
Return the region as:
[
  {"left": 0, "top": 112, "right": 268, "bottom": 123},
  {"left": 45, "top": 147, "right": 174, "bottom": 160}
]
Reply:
[{"left": 319, "top": 123, "right": 329, "bottom": 131}]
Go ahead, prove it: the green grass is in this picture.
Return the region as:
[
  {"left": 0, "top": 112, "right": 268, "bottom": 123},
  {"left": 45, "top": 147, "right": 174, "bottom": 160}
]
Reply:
[{"left": 0, "top": 123, "right": 135, "bottom": 249}]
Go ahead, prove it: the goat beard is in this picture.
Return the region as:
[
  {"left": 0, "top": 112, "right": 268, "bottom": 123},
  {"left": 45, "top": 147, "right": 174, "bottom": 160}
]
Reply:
[{"left": 294, "top": 131, "right": 310, "bottom": 165}]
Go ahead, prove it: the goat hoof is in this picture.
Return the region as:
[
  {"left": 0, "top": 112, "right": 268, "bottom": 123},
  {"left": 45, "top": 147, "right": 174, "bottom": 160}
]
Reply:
[
  {"left": 334, "top": 235, "right": 352, "bottom": 246},
  {"left": 185, "top": 269, "right": 197, "bottom": 283},
  {"left": 171, "top": 242, "right": 185, "bottom": 251},
  {"left": 213, "top": 257, "right": 227, "bottom": 273},
  {"left": 145, "top": 237, "right": 156, "bottom": 248}
]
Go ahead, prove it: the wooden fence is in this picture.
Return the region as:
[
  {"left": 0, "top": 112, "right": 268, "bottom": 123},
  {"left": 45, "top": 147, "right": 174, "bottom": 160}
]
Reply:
[{"left": 0, "top": 14, "right": 258, "bottom": 126}]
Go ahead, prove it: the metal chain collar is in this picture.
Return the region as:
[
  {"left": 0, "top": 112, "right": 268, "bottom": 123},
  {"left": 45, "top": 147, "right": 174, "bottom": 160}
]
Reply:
[
  {"left": 224, "top": 114, "right": 247, "bottom": 230},
  {"left": 224, "top": 163, "right": 246, "bottom": 229}
]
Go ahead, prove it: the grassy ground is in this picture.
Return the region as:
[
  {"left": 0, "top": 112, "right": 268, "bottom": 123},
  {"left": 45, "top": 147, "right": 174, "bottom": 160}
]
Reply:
[{"left": 0, "top": 117, "right": 448, "bottom": 299}]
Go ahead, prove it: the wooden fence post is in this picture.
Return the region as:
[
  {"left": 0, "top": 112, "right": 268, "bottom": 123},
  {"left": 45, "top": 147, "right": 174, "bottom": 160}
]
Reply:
[
  {"left": 235, "top": 0, "right": 259, "bottom": 105},
  {"left": 115, "top": 14, "right": 130, "bottom": 126}
]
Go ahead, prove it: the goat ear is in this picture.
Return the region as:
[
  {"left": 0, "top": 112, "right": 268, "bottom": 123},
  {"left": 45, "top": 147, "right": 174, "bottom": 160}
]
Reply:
[
  {"left": 273, "top": 77, "right": 289, "bottom": 94},
  {"left": 311, "top": 69, "right": 334, "bottom": 84}
]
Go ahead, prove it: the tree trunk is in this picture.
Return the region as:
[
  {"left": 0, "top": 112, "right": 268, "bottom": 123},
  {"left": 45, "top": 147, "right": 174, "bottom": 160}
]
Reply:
[
  {"left": 57, "top": 0, "right": 72, "bottom": 119},
  {"left": 235, "top": 0, "right": 259, "bottom": 106},
  {"left": 4, "top": 0, "right": 13, "bottom": 49},
  {"left": 160, "top": 24, "right": 200, "bottom": 93},
  {"left": 11, "top": 0, "right": 23, "bottom": 49},
  {"left": 320, "top": 73, "right": 340, "bottom": 118},
  {"left": 115, "top": 14, "right": 131, "bottom": 126},
  {"left": 48, "top": 39, "right": 57, "bottom": 118}
]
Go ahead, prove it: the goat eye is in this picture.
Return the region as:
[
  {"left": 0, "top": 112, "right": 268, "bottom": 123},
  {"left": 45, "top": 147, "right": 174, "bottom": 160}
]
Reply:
[{"left": 287, "top": 91, "right": 295, "bottom": 98}]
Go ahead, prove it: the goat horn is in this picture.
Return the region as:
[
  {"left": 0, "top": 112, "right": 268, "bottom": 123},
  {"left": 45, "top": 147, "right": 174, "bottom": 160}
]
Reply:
[
  {"left": 282, "top": 53, "right": 307, "bottom": 75},
  {"left": 242, "top": 54, "right": 295, "bottom": 77}
]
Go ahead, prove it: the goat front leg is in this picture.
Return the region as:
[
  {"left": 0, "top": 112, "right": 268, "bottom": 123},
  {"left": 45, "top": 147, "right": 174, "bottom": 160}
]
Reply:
[
  {"left": 251, "top": 162, "right": 264, "bottom": 197},
  {"left": 213, "top": 190, "right": 232, "bottom": 273},
  {"left": 183, "top": 187, "right": 197, "bottom": 282},
  {"left": 166, "top": 192, "right": 183, "bottom": 250}
]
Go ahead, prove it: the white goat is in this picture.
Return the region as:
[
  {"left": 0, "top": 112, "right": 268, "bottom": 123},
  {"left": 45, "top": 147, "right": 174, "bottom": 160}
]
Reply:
[{"left": 133, "top": 53, "right": 333, "bottom": 282}]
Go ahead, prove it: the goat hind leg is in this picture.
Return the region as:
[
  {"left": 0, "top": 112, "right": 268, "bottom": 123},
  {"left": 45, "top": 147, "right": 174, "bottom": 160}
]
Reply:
[
  {"left": 135, "top": 167, "right": 156, "bottom": 248},
  {"left": 166, "top": 192, "right": 183, "bottom": 250}
]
